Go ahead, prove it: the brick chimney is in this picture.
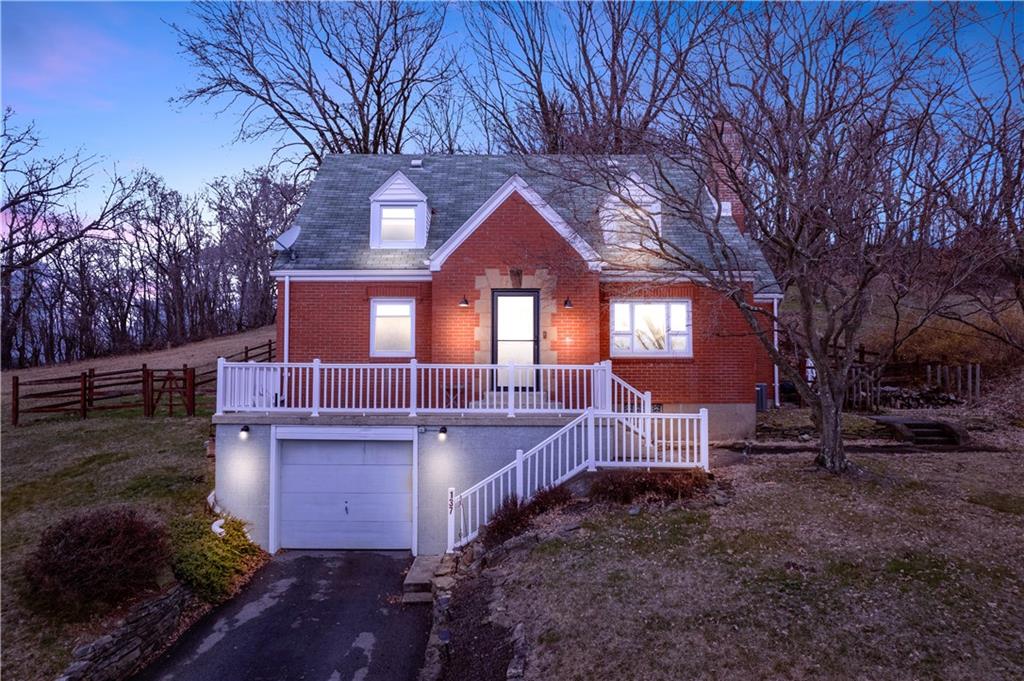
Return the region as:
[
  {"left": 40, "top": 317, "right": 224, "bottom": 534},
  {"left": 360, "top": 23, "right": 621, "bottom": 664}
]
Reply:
[{"left": 705, "top": 115, "right": 745, "bottom": 233}]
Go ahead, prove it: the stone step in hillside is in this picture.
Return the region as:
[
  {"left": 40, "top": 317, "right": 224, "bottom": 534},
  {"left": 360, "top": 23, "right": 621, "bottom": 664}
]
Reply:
[
  {"left": 870, "top": 416, "right": 965, "bottom": 447},
  {"left": 402, "top": 554, "right": 455, "bottom": 605}
]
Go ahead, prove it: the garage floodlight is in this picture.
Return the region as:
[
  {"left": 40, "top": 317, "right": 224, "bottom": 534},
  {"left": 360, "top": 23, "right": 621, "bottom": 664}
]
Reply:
[
  {"left": 438, "top": 426, "right": 448, "bottom": 442},
  {"left": 239, "top": 425, "right": 250, "bottom": 441}
]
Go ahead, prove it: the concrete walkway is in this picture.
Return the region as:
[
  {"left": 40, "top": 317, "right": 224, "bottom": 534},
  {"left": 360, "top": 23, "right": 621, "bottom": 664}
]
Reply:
[{"left": 133, "top": 551, "right": 430, "bottom": 681}]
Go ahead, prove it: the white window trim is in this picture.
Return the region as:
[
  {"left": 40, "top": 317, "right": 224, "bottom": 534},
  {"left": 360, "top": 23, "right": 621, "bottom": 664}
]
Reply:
[
  {"left": 370, "top": 202, "right": 428, "bottom": 249},
  {"left": 610, "top": 298, "right": 694, "bottom": 358},
  {"left": 370, "top": 297, "right": 416, "bottom": 358}
]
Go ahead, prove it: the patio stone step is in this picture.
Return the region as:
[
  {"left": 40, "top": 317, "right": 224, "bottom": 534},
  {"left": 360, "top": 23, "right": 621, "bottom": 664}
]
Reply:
[
  {"left": 400, "top": 591, "right": 434, "bottom": 605},
  {"left": 404, "top": 554, "right": 442, "bottom": 595}
]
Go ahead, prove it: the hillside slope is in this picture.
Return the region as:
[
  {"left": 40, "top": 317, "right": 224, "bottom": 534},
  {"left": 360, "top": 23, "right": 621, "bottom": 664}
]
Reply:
[{"left": 2, "top": 325, "right": 275, "bottom": 404}]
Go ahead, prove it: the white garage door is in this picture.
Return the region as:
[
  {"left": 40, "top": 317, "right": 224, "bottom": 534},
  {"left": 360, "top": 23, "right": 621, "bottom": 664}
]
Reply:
[{"left": 279, "top": 439, "right": 413, "bottom": 549}]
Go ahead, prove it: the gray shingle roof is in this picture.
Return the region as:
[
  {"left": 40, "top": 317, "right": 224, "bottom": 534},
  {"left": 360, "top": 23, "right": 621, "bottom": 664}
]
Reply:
[{"left": 276, "top": 154, "right": 780, "bottom": 295}]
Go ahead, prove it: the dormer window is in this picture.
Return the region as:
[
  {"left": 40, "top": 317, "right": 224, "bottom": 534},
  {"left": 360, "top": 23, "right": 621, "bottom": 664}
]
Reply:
[
  {"left": 600, "top": 172, "right": 661, "bottom": 249},
  {"left": 370, "top": 171, "right": 429, "bottom": 249},
  {"left": 380, "top": 205, "right": 417, "bottom": 243}
]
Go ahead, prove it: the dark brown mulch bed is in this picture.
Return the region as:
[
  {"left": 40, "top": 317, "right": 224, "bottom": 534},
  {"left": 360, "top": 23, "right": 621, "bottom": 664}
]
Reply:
[{"left": 441, "top": 574, "right": 512, "bottom": 681}]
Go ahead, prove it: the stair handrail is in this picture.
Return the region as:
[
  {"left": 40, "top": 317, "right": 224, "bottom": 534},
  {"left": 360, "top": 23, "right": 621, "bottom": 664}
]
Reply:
[
  {"left": 611, "top": 373, "right": 652, "bottom": 413},
  {"left": 447, "top": 410, "right": 592, "bottom": 551}
]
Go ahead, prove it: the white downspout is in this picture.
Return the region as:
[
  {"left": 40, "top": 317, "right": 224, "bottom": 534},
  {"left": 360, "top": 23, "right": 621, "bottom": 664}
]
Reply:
[
  {"left": 283, "top": 276, "right": 291, "bottom": 363},
  {"left": 772, "top": 297, "right": 780, "bottom": 407}
]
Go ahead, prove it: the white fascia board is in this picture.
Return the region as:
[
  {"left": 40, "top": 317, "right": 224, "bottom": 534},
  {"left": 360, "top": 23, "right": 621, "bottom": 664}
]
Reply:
[
  {"left": 753, "top": 293, "right": 785, "bottom": 302},
  {"left": 370, "top": 171, "right": 427, "bottom": 201},
  {"left": 600, "top": 270, "right": 760, "bottom": 284},
  {"left": 271, "top": 269, "right": 431, "bottom": 282},
  {"left": 428, "top": 175, "right": 602, "bottom": 272},
  {"left": 275, "top": 425, "right": 418, "bottom": 441}
]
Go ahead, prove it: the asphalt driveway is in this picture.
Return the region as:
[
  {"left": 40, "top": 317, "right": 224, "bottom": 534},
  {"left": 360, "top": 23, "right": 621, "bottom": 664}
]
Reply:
[{"left": 134, "top": 551, "right": 430, "bottom": 681}]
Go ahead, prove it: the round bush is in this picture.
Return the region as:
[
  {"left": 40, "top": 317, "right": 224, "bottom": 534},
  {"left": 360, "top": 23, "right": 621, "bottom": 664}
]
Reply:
[
  {"left": 23, "top": 505, "right": 170, "bottom": 615},
  {"left": 170, "top": 515, "right": 264, "bottom": 603}
]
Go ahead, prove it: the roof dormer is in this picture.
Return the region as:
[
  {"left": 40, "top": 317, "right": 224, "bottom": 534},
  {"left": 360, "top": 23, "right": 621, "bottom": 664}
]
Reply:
[
  {"left": 600, "top": 172, "right": 661, "bottom": 248},
  {"left": 370, "top": 170, "right": 429, "bottom": 249}
]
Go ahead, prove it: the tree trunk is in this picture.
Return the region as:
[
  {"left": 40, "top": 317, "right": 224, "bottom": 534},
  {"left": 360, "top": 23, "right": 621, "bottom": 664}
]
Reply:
[{"left": 814, "top": 392, "right": 847, "bottom": 473}]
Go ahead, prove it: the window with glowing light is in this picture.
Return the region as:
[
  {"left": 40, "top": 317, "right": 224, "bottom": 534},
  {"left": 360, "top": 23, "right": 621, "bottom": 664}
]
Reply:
[
  {"left": 610, "top": 300, "right": 692, "bottom": 357},
  {"left": 370, "top": 299, "right": 415, "bottom": 357}
]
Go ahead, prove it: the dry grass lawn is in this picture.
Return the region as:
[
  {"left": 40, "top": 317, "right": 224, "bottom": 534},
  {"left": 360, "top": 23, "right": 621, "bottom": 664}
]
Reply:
[
  {"left": 497, "top": 445, "right": 1024, "bottom": 680},
  {"left": 2, "top": 325, "right": 274, "bottom": 404},
  {"left": 1, "top": 413, "right": 213, "bottom": 681},
  {"left": 1, "top": 330, "right": 279, "bottom": 680}
]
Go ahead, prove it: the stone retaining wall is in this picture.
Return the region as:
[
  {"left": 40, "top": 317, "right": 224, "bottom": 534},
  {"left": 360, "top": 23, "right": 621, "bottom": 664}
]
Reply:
[{"left": 56, "top": 586, "right": 206, "bottom": 681}]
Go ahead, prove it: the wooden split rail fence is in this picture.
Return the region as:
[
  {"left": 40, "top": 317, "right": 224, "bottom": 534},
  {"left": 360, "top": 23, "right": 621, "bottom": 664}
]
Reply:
[{"left": 9, "top": 340, "right": 274, "bottom": 426}]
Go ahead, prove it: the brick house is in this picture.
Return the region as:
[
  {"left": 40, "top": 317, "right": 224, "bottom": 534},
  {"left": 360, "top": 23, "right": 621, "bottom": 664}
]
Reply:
[{"left": 213, "top": 155, "right": 780, "bottom": 556}]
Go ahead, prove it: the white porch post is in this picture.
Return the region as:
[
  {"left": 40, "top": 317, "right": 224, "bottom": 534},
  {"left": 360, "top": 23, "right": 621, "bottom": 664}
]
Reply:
[
  {"left": 215, "top": 357, "right": 225, "bottom": 415},
  {"left": 408, "top": 359, "right": 418, "bottom": 416},
  {"left": 446, "top": 487, "right": 456, "bottom": 553},
  {"left": 586, "top": 408, "right": 597, "bottom": 471},
  {"left": 515, "top": 449, "right": 524, "bottom": 498},
  {"left": 699, "top": 407, "right": 710, "bottom": 471},
  {"left": 506, "top": 363, "right": 516, "bottom": 417},
  {"left": 311, "top": 358, "right": 321, "bottom": 416},
  {"left": 602, "top": 360, "right": 613, "bottom": 410}
]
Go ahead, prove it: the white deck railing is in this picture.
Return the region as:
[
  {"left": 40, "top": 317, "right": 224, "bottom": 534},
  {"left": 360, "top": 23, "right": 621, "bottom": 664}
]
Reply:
[
  {"left": 216, "top": 359, "right": 639, "bottom": 417},
  {"left": 446, "top": 408, "right": 709, "bottom": 551}
]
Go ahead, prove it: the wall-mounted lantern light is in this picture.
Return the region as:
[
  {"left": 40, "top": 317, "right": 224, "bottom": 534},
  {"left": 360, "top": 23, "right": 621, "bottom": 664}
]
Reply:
[
  {"left": 438, "top": 425, "right": 448, "bottom": 442},
  {"left": 239, "top": 425, "right": 250, "bottom": 441},
  {"left": 458, "top": 295, "right": 470, "bottom": 308},
  {"left": 563, "top": 297, "right": 574, "bottom": 309}
]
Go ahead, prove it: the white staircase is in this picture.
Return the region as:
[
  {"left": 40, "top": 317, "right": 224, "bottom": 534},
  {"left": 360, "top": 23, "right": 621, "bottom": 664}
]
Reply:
[{"left": 445, "top": 373, "right": 709, "bottom": 552}]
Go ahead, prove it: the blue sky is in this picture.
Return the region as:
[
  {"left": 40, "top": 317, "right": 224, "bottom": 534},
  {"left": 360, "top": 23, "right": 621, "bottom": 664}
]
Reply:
[
  {"left": 2, "top": 1, "right": 276, "bottom": 210},
  {"left": 3, "top": 2, "right": 1018, "bottom": 215}
]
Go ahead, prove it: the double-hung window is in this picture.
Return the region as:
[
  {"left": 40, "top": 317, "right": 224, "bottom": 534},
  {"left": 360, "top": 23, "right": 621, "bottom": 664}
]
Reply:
[
  {"left": 370, "top": 299, "right": 415, "bottom": 357},
  {"left": 611, "top": 300, "right": 692, "bottom": 357},
  {"left": 378, "top": 205, "right": 418, "bottom": 244}
]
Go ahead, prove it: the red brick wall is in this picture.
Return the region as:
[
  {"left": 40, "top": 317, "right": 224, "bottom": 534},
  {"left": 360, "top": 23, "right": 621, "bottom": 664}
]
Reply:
[
  {"left": 600, "top": 282, "right": 765, "bottom": 404},
  {"left": 431, "top": 191, "right": 601, "bottom": 364},
  {"left": 280, "top": 280, "right": 432, "bottom": 362},
  {"left": 273, "top": 191, "right": 773, "bottom": 407}
]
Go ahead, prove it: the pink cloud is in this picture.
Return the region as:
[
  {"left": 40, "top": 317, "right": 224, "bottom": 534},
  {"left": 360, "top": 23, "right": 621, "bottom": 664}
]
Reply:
[{"left": 5, "top": 22, "right": 129, "bottom": 104}]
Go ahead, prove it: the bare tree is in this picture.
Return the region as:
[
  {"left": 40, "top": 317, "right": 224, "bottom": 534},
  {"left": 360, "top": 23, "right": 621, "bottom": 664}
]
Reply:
[
  {"left": 1, "top": 109, "right": 142, "bottom": 367},
  {"left": 173, "top": 1, "right": 457, "bottom": 174},
  {"left": 464, "top": 1, "right": 720, "bottom": 153},
  {"left": 930, "top": 5, "right": 1024, "bottom": 352},
  {"left": 208, "top": 167, "right": 306, "bottom": 330},
  {"left": 543, "top": 3, "right": 1007, "bottom": 473}
]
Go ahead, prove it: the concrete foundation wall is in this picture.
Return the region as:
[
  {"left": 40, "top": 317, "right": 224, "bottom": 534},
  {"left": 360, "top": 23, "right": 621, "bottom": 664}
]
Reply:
[
  {"left": 213, "top": 405, "right": 748, "bottom": 555},
  {"left": 214, "top": 422, "right": 559, "bottom": 555},
  {"left": 215, "top": 424, "right": 272, "bottom": 548},
  {"left": 416, "top": 425, "right": 560, "bottom": 554},
  {"left": 662, "top": 403, "right": 756, "bottom": 441}
]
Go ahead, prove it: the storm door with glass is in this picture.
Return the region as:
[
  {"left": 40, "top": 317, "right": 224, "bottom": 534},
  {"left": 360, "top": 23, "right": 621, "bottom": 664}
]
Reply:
[{"left": 491, "top": 290, "right": 539, "bottom": 389}]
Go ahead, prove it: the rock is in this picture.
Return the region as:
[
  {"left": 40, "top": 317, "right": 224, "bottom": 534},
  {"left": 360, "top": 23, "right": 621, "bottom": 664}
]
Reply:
[
  {"left": 506, "top": 655, "right": 525, "bottom": 679},
  {"left": 432, "top": 575, "right": 456, "bottom": 592},
  {"left": 628, "top": 506, "right": 641, "bottom": 516},
  {"left": 483, "top": 546, "right": 508, "bottom": 566},
  {"left": 503, "top": 532, "right": 539, "bottom": 553},
  {"left": 798, "top": 433, "right": 812, "bottom": 442},
  {"left": 506, "top": 623, "right": 529, "bottom": 679},
  {"left": 713, "top": 493, "right": 730, "bottom": 506}
]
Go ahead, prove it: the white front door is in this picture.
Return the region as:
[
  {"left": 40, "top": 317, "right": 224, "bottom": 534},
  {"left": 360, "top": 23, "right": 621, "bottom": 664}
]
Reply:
[{"left": 278, "top": 439, "right": 413, "bottom": 549}]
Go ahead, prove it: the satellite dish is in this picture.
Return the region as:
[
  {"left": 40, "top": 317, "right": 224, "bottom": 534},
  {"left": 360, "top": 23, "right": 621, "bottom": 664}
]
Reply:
[{"left": 272, "top": 225, "right": 301, "bottom": 252}]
